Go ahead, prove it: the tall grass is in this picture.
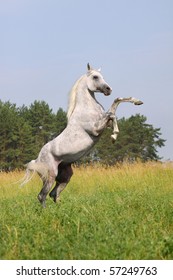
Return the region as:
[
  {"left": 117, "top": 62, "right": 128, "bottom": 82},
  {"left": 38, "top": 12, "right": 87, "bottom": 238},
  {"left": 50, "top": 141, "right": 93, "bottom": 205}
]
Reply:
[{"left": 0, "top": 162, "right": 173, "bottom": 260}]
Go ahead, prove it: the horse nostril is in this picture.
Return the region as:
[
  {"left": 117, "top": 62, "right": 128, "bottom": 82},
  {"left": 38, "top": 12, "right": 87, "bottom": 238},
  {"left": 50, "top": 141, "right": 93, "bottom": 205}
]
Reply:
[{"left": 106, "top": 86, "right": 112, "bottom": 92}]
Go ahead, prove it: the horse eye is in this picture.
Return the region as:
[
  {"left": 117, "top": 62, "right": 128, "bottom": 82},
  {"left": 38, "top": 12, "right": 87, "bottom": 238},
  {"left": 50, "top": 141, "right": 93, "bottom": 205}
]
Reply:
[{"left": 93, "top": 75, "right": 99, "bottom": 80}]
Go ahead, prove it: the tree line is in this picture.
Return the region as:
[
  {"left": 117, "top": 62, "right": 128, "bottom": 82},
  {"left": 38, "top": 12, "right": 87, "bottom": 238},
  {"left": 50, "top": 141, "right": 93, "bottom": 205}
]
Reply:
[{"left": 0, "top": 100, "right": 165, "bottom": 170}]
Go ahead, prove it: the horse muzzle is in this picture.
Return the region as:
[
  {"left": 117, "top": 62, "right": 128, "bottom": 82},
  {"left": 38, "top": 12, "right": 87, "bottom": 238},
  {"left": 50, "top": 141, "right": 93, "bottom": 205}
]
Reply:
[
  {"left": 103, "top": 85, "right": 112, "bottom": 96},
  {"left": 97, "top": 84, "right": 112, "bottom": 96}
]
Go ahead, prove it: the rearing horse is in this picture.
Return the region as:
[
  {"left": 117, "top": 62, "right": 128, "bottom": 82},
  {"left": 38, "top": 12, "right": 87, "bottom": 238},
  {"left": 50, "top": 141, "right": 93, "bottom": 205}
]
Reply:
[{"left": 22, "top": 64, "right": 143, "bottom": 207}]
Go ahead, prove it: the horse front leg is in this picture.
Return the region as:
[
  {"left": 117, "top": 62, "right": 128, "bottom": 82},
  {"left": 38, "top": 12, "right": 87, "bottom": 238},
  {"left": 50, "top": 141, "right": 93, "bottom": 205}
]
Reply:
[
  {"left": 108, "top": 97, "right": 143, "bottom": 142},
  {"left": 92, "top": 112, "right": 115, "bottom": 136},
  {"left": 110, "top": 118, "right": 119, "bottom": 143},
  {"left": 109, "top": 97, "right": 143, "bottom": 115}
]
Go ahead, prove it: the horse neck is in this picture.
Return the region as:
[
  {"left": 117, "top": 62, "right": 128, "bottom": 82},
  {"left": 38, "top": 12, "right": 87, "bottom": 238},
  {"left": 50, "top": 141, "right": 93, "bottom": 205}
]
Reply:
[
  {"left": 69, "top": 79, "right": 104, "bottom": 123},
  {"left": 67, "top": 75, "right": 105, "bottom": 123},
  {"left": 77, "top": 84, "right": 95, "bottom": 105},
  {"left": 67, "top": 75, "right": 85, "bottom": 121},
  {"left": 77, "top": 76, "right": 102, "bottom": 107}
]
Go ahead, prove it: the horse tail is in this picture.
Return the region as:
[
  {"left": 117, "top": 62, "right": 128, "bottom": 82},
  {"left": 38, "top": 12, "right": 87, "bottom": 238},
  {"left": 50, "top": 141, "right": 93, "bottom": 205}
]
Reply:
[{"left": 20, "top": 160, "right": 49, "bottom": 187}]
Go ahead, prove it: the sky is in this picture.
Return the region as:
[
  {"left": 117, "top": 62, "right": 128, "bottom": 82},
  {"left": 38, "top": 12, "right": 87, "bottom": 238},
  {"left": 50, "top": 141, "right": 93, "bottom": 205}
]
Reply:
[{"left": 0, "top": 0, "right": 173, "bottom": 160}]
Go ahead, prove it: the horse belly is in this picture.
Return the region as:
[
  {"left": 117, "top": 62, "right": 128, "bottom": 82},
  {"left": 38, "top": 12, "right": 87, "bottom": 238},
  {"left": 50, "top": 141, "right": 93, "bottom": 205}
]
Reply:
[{"left": 51, "top": 129, "right": 95, "bottom": 163}]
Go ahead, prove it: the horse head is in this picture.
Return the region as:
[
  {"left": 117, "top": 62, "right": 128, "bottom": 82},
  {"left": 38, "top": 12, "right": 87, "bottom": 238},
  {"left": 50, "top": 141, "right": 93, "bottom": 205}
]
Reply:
[{"left": 86, "top": 63, "right": 112, "bottom": 96}]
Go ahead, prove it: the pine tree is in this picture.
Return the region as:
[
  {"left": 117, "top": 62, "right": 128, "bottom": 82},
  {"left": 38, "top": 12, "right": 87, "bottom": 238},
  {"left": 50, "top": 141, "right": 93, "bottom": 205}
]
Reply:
[
  {"left": 53, "top": 108, "right": 67, "bottom": 137},
  {"left": 0, "top": 101, "right": 34, "bottom": 170},
  {"left": 23, "top": 100, "right": 56, "bottom": 156}
]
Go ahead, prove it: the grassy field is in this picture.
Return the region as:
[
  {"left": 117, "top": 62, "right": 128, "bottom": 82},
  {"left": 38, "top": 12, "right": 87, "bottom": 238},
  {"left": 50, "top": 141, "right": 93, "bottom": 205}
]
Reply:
[{"left": 0, "top": 162, "right": 173, "bottom": 260}]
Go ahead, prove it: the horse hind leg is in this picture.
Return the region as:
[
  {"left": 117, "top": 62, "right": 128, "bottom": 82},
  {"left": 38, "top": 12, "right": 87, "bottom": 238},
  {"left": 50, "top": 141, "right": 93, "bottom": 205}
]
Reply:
[
  {"left": 49, "top": 164, "right": 73, "bottom": 203},
  {"left": 49, "top": 182, "right": 66, "bottom": 203},
  {"left": 38, "top": 174, "right": 56, "bottom": 208}
]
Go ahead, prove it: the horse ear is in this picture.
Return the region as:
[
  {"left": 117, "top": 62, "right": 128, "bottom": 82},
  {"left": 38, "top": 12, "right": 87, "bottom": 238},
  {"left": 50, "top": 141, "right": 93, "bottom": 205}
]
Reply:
[{"left": 87, "top": 63, "right": 93, "bottom": 71}]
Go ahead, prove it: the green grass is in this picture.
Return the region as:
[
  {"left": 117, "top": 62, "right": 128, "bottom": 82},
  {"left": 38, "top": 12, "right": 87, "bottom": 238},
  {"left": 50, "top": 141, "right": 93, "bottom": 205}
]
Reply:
[{"left": 0, "top": 162, "right": 173, "bottom": 260}]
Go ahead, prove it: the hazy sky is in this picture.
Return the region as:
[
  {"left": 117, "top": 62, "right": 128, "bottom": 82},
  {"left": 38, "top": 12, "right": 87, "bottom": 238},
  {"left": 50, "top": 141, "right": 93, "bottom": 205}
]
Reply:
[{"left": 1, "top": 0, "right": 173, "bottom": 160}]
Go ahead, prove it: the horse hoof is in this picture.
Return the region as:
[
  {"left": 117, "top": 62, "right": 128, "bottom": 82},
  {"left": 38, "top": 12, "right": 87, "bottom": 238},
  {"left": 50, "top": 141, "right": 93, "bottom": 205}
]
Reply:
[
  {"left": 111, "top": 134, "right": 117, "bottom": 143},
  {"left": 38, "top": 194, "right": 46, "bottom": 207},
  {"left": 49, "top": 192, "right": 56, "bottom": 203},
  {"left": 134, "top": 100, "right": 143, "bottom": 105},
  {"left": 55, "top": 198, "right": 61, "bottom": 204}
]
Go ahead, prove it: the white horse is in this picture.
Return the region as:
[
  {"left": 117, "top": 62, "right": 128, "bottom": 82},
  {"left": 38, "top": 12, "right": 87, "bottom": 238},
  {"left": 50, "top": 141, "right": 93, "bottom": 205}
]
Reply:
[{"left": 22, "top": 64, "right": 143, "bottom": 207}]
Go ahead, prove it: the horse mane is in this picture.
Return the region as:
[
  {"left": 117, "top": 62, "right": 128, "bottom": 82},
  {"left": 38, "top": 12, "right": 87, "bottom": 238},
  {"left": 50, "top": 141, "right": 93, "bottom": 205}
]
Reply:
[{"left": 67, "top": 75, "right": 85, "bottom": 121}]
